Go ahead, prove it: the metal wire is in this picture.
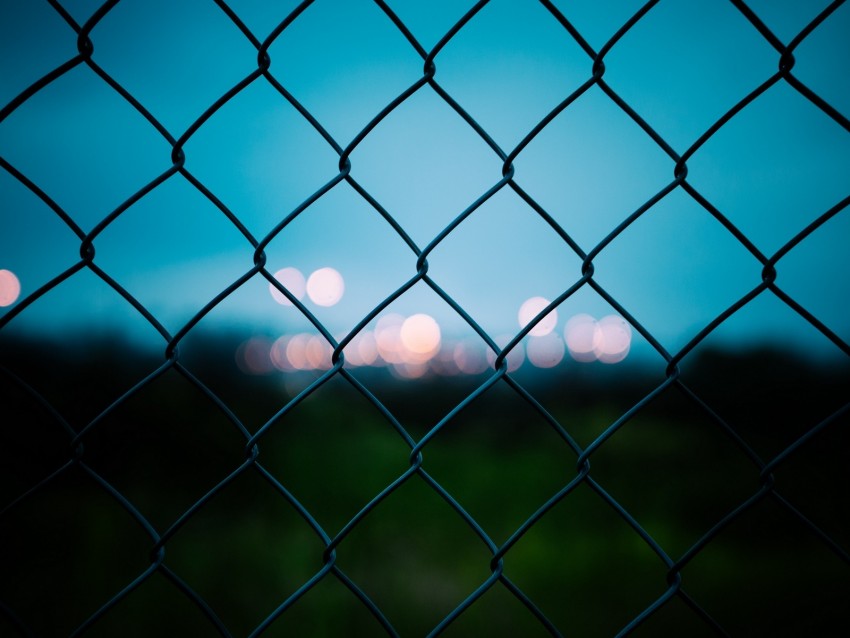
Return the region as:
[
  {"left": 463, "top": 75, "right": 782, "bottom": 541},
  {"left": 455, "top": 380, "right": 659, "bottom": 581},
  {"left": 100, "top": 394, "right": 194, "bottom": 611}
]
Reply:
[{"left": 0, "top": 0, "right": 847, "bottom": 636}]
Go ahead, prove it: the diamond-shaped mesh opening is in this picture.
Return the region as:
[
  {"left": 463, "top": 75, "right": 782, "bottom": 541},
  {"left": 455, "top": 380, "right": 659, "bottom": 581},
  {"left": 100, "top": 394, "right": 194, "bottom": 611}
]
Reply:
[
  {"left": 350, "top": 89, "right": 503, "bottom": 246},
  {"left": 257, "top": 375, "right": 412, "bottom": 533},
  {"left": 78, "top": 367, "right": 248, "bottom": 530},
  {"left": 93, "top": 178, "right": 254, "bottom": 332},
  {"left": 0, "top": 171, "right": 81, "bottom": 304},
  {"left": 592, "top": 189, "right": 764, "bottom": 353},
  {"left": 741, "top": 0, "right": 836, "bottom": 42},
  {"left": 602, "top": 0, "right": 777, "bottom": 150},
  {"left": 588, "top": 385, "right": 761, "bottom": 557},
  {"left": 0, "top": 2, "right": 75, "bottom": 107},
  {"left": 419, "top": 380, "right": 576, "bottom": 542},
  {"left": 0, "top": 280, "right": 163, "bottom": 426},
  {"left": 91, "top": 0, "right": 260, "bottom": 134},
  {"left": 76, "top": 571, "right": 229, "bottom": 638},
  {"left": 433, "top": 0, "right": 590, "bottom": 149},
  {"left": 505, "top": 482, "right": 671, "bottom": 635},
  {"left": 164, "top": 469, "right": 328, "bottom": 636},
  {"left": 0, "top": 66, "right": 170, "bottom": 231},
  {"left": 262, "top": 182, "right": 417, "bottom": 334},
  {"left": 0, "top": 466, "right": 153, "bottom": 636},
  {"left": 789, "top": 2, "right": 850, "bottom": 114},
  {"left": 2, "top": 1, "right": 848, "bottom": 635},
  {"left": 266, "top": 0, "right": 424, "bottom": 143},
  {"left": 681, "top": 315, "right": 849, "bottom": 459},
  {"left": 337, "top": 475, "right": 494, "bottom": 636},
  {"left": 682, "top": 496, "right": 850, "bottom": 635},
  {"left": 427, "top": 187, "right": 583, "bottom": 336},
  {"left": 516, "top": 85, "right": 673, "bottom": 250},
  {"left": 773, "top": 208, "right": 850, "bottom": 344},
  {"left": 687, "top": 83, "right": 850, "bottom": 255},
  {"left": 182, "top": 79, "right": 340, "bottom": 236}
]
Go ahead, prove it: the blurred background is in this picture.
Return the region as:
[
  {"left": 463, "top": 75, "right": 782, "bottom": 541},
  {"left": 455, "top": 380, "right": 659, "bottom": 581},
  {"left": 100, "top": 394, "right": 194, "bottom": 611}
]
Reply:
[{"left": 1, "top": 0, "right": 848, "bottom": 636}]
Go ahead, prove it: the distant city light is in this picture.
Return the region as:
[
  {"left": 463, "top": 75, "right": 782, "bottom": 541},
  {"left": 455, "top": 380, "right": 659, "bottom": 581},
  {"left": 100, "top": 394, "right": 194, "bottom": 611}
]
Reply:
[
  {"left": 400, "top": 313, "right": 441, "bottom": 356},
  {"left": 453, "top": 340, "right": 489, "bottom": 375},
  {"left": 270, "top": 335, "right": 293, "bottom": 371},
  {"left": 564, "top": 314, "right": 599, "bottom": 363},
  {"left": 236, "top": 337, "right": 274, "bottom": 375},
  {"left": 306, "top": 267, "right": 344, "bottom": 307},
  {"left": 285, "top": 333, "right": 311, "bottom": 370},
  {"left": 526, "top": 332, "right": 566, "bottom": 368},
  {"left": 0, "top": 270, "right": 21, "bottom": 307},
  {"left": 269, "top": 267, "right": 306, "bottom": 306},
  {"left": 305, "top": 335, "right": 333, "bottom": 370},
  {"left": 375, "top": 313, "right": 405, "bottom": 364},
  {"left": 595, "top": 315, "right": 632, "bottom": 364},
  {"left": 564, "top": 314, "right": 632, "bottom": 364},
  {"left": 487, "top": 335, "right": 525, "bottom": 372},
  {"left": 518, "top": 296, "right": 558, "bottom": 336},
  {"left": 250, "top": 310, "right": 631, "bottom": 376},
  {"left": 356, "top": 331, "right": 379, "bottom": 366}
]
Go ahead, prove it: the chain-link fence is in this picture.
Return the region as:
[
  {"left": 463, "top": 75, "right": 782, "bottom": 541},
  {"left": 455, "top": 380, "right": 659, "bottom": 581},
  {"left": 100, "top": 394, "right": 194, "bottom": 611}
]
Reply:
[{"left": 1, "top": 0, "right": 849, "bottom": 636}]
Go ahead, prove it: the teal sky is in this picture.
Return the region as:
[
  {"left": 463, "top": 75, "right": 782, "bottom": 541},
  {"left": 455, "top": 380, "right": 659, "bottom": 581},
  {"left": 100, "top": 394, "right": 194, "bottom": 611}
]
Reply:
[{"left": 1, "top": 0, "right": 848, "bottom": 366}]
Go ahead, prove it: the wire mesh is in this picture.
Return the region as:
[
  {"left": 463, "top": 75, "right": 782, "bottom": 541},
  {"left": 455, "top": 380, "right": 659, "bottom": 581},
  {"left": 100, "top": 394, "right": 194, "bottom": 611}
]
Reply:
[{"left": 1, "top": 0, "right": 848, "bottom": 636}]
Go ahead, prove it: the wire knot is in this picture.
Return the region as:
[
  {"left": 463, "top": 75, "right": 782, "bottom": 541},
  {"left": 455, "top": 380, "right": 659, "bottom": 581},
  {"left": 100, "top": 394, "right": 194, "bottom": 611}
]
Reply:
[
  {"left": 257, "top": 50, "right": 271, "bottom": 72},
  {"left": 77, "top": 34, "right": 94, "bottom": 58}
]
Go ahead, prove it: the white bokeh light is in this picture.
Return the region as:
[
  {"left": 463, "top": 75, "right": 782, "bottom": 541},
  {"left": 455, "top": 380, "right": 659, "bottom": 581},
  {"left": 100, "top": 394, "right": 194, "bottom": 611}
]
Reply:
[
  {"left": 527, "top": 332, "right": 566, "bottom": 368},
  {"left": 518, "top": 296, "right": 558, "bottom": 336},
  {"left": 400, "top": 313, "right": 441, "bottom": 356},
  {"left": 564, "top": 314, "right": 632, "bottom": 364},
  {"left": 565, "top": 314, "right": 600, "bottom": 363},
  {"left": 306, "top": 267, "right": 344, "bottom": 307},
  {"left": 375, "top": 314, "right": 405, "bottom": 364},
  {"left": 269, "top": 267, "right": 305, "bottom": 306},
  {"left": 487, "top": 335, "right": 524, "bottom": 372},
  {"left": 453, "top": 340, "right": 489, "bottom": 375},
  {"left": 595, "top": 315, "right": 632, "bottom": 364},
  {"left": 0, "top": 270, "right": 21, "bottom": 307}
]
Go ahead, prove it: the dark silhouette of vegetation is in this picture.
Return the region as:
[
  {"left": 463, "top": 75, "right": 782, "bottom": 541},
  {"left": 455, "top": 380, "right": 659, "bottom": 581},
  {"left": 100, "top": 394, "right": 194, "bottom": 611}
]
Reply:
[{"left": 1, "top": 330, "right": 848, "bottom": 636}]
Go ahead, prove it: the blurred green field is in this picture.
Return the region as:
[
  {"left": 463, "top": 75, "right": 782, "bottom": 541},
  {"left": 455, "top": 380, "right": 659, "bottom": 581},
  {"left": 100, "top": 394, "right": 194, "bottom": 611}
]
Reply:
[{"left": 1, "top": 332, "right": 848, "bottom": 636}]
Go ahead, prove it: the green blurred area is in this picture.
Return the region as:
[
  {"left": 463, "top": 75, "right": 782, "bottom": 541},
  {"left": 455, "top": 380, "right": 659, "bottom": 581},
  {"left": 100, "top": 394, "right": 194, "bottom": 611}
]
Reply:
[{"left": 1, "top": 332, "right": 848, "bottom": 636}]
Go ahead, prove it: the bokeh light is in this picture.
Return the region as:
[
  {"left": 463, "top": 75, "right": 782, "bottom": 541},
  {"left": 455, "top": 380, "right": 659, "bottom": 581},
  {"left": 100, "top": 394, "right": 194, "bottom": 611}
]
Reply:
[
  {"left": 487, "top": 335, "right": 524, "bottom": 372},
  {"left": 565, "top": 314, "right": 600, "bottom": 363},
  {"left": 270, "top": 335, "right": 292, "bottom": 371},
  {"left": 285, "top": 333, "right": 312, "bottom": 370},
  {"left": 564, "top": 314, "right": 632, "bottom": 364},
  {"left": 518, "top": 296, "right": 558, "bottom": 336},
  {"left": 400, "top": 313, "right": 441, "bottom": 356},
  {"left": 306, "top": 267, "right": 344, "bottom": 306},
  {"left": 595, "top": 315, "right": 632, "bottom": 364},
  {"left": 0, "top": 269, "right": 21, "bottom": 307},
  {"left": 526, "top": 332, "right": 565, "bottom": 368},
  {"left": 236, "top": 337, "right": 274, "bottom": 375},
  {"left": 375, "top": 313, "right": 405, "bottom": 364},
  {"left": 453, "top": 340, "right": 489, "bottom": 375},
  {"left": 431, "top": 345, "right": 460, "bottom": 376},
  {"left": 269, "top": 267, "right": 306, "bottom": 306},
  {"left": 356, "top": 331, "right": 378, "bottom": 366},
  {"left": 392, "top": 361, "right": 429, "bottom": 380},
  {"left": 305, "top": 335, "right": 333, "bottom": 370}
]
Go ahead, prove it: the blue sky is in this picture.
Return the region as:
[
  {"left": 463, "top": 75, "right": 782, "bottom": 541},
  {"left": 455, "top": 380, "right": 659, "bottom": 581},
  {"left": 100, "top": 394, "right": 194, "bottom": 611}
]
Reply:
[{"left": 1, "top": 0, "right": 848, "bottom": 366}]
